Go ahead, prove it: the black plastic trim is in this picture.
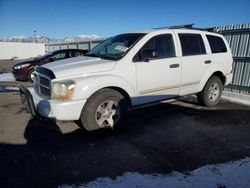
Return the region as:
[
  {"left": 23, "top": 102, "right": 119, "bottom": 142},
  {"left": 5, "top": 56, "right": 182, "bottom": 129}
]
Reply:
[
  {"left": 35, "top": 66, "right": 56, "bottom": 79},
  {"left": 19, "top": 85, "right": 44, "bottom": 120}
]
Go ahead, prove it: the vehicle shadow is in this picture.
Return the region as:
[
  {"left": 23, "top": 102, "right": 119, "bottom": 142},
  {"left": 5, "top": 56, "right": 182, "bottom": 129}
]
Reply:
[{"left": 0, "top": 100, "right": 250, "bottom": 188}]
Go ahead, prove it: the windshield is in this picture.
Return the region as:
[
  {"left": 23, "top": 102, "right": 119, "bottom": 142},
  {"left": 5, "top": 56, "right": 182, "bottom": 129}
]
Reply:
[
  {"left": 33, "top": 51, "right": 53, "bottom": 60},
  {"left": 86, "top": 33, "right": 145, "bottom": 60}
]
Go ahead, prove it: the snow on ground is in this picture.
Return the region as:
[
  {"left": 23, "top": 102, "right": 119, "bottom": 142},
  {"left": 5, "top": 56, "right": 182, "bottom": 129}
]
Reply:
[
  {"left": 222, "top": 91, "right": 250, "bottom": 106},
  {"left": 0, "top": 73, "right": 15, "bottom": 82},
  {"left": 0, "top": 85, "right": 19, "bottom": 92},
  {"left": 59, "top": 157, "right": 250, "bottom": 188}
]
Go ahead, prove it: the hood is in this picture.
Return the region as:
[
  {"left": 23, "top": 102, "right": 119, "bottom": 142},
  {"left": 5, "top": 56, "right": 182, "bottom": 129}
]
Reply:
[
  {"left": 13, "top": 59, "right": 36, "bottom": 67},
  {"left": 42, "top": 56, "right": 116, "bottom": 78}
]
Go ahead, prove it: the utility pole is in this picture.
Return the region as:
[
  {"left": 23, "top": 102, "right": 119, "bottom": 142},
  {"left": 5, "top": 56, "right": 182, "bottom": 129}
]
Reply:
[{"left": 34, "top": 30, "right": 37, "bottom": 43}]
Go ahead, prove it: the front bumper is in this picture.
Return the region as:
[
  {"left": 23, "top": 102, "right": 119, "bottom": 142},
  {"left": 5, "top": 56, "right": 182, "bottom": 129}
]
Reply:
[
  {"left": 20, "top": 85, "right": 86, "bottom": 121},
  {"left": 12, "top": 69, "right": 27, "bottom": 81}
]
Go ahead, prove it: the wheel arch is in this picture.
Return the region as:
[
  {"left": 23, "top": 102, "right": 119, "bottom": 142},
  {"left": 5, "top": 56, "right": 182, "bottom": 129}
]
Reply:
[
  {"left": 26, "top": 66, "right": 35, "bottom": 80},
  {"left": 75, "top": 75, "right": 136, "bottom": 106},
  {"left": 211, "top": 71, "right": 226, "bottom": 86},
  {"left": 104, "top": 86, "right": 132, "bottom": 106},
  {"left": 198, "top": 65, "right": 226, "bottom": 92}
]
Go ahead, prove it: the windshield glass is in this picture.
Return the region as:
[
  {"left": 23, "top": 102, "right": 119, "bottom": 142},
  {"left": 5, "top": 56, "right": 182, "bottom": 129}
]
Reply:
[
  {"left": 86, "top": 33, "right": 145, "bottom": 60},
  {"left": 33, "top": 51, "right": 53, "bottom": 60}
]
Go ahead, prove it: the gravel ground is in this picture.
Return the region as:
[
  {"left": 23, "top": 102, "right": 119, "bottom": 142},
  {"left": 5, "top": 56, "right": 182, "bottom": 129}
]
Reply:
[
  {"left": 0, "top": 89, "right": 250, "bottom": 188},
  {"left": 0, "top": 59, "right": 18, "bottom": 73}
]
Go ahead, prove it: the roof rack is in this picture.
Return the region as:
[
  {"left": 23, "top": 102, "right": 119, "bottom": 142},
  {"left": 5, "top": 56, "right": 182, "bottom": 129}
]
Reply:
[
  {"left": 153, "top": 24, "right": 216, "bottom": 32},
  {"left": 152, "top": 23, "right": 194, "bottom": 30},
  {"left": 168, "top": 24, "right": 194, "bottom": 29}
]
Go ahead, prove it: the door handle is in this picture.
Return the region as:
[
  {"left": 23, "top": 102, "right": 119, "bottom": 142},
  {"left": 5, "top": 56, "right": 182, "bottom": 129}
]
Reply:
[
  {"left": 204, "top": 60, "right": 212, "bottom": 64},
  {"left": 169, "top": 64, "right": 180, "bottom": 68}
]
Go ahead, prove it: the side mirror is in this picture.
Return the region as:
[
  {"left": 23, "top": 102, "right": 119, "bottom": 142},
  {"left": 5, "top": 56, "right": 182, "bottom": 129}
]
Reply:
[{"left": 140, "top": 49, "right": 158, "bottom": 62}]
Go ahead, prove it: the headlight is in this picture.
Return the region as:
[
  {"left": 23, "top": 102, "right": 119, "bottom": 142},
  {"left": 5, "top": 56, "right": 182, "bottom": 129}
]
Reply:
[
  {"left": 51, "top": 80, "right": 76, "bottom": 100},
  {"left": 14, "top": 64, "right": 30, "bottom": 70}
]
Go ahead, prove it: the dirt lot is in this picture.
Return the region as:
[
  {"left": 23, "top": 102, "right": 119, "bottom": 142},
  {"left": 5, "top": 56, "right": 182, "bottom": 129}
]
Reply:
[
  {"left": 0, "top": 60, "right": 250, "bottom": 187},
  {"left": 0, "top": 59, "right": 18, "bottom": 73}
]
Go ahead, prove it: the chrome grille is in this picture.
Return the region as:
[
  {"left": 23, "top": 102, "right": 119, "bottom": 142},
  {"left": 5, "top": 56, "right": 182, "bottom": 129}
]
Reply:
[{"left": 34, "top": 72, "right": 51, "bottom": 99}]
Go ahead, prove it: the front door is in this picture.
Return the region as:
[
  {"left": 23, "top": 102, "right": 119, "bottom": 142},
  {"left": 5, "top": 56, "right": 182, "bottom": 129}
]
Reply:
[{"left": 135, "top": 34, "right": 181, "bottom": 104}]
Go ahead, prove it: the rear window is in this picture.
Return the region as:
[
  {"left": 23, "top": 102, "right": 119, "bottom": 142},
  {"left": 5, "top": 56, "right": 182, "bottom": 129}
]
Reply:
[
  {"left": 206, "top": 35, "right": 227, "bottom": 53},
  {"left": 179, "top": 34, "right": 206, "bottom": 56}
]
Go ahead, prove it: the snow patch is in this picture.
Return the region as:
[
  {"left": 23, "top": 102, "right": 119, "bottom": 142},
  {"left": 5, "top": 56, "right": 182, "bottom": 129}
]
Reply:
[
  {"left": 59, "top": 157, "right": 250, "bottom": 188},
  {"left": 0, "top": 86, "right": 19, "bottom": 92},
  {"left": 64, "top": 34, "right": 101, "bottom": 42},
  {"left": 0, "top": 34, "right": 102, "bottom": 43},
  {"left": 0, "top": 73, "right": 15, "bottom": 82}
]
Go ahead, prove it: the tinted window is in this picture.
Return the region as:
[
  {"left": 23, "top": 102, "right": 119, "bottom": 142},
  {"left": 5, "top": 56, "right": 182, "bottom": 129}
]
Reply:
[
  {"left": 76, "top": 51, "right": 83, "bottom": 56},
  {"left": 139, "top": 34, "right": 176, "bottom": 59},
  {"left": 206, "top": 35, "right": 227, "bottom": 53},
  {"left": 69, "top": 51, "right": 76, "bottom": 57},
  {"left": 53, "top": 52, "right": 67, "bottom": 60},
  {"left": 69, "top": 50, "right": 84, "bottom": 57},
  {"left": 179, "top": 34, "right": 206, "bottom": 56}
]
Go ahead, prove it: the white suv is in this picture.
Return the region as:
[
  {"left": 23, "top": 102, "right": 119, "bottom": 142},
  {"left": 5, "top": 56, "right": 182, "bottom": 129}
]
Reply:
[{"left": 20, "top": 26, "right": 233, "bottom": 131}]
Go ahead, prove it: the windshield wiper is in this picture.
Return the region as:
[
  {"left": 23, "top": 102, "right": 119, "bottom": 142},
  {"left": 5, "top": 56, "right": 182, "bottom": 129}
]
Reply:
[{"left": 98, "top": 54, "right": 120, "bottom": 60}]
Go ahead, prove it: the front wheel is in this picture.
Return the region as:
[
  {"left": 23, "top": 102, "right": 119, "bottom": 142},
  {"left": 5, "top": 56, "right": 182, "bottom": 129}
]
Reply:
[
  {"left": 28, "top": 69, "right": 35, "bottom": 82},
  {"left": 79, "top": 88, "right": 128, "bottom": 131},
  {"left": 197, "top": 76, "right": 223, "bottom": 107}
]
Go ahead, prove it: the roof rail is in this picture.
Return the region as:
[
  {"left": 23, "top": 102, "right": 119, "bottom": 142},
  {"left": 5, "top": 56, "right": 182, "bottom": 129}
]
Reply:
[
  {"left": 153, "top": 24, "right": 217, "bottom": 32},
  {"left": 168, "top": 24, "right": 194, "bottom": 29}
]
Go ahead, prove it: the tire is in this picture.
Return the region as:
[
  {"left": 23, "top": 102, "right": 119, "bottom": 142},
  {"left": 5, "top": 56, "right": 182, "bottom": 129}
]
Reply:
[
  {"left": 197, "top": 76, "right": 223, "bottom": 107},
  {"left": 78, "top": 88, "right": 128, "bottom": 131},
  {"left": 28, "top": 69, "right": 35, "bottom": 82}
]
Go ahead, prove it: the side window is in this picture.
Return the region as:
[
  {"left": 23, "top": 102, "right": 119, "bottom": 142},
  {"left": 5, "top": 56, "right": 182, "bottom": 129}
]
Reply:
[
  {"left": 53, "top": 52, "right": 67, "bottom": 60},
  {"left": 69, "top": 51, "right": 77, "bottom": 57},
  {"left": 137, "top": 34, "right": 176, "bottom": 60},
  {"left": 179, "top": 34, "right": 206, "bottom": 56},
  {"left": 76, "top": 51, "right": 84, "bottom": 56},
  {"left": 206, "top": 35, "right": 227, "bottom": 53}
]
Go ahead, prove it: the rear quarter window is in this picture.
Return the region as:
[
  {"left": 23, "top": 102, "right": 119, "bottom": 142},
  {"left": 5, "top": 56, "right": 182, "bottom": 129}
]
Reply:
[
  {"left": 206, "top": 35, "right": 227, "bottom": 53},
  {"left": 179, "top": 34, "right": 206, "bottom": 56}
]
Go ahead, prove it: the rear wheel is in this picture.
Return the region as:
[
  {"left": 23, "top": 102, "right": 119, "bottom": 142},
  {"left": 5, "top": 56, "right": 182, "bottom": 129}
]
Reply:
[
  {"left": 28, "top": 69, "right": 35, "bottom": 82},
  {"left": 197, "top": 76, "right": 223, "bottom": 107},
  {"left": 78, "top": 88, "right": 128, "bottom": 131}
]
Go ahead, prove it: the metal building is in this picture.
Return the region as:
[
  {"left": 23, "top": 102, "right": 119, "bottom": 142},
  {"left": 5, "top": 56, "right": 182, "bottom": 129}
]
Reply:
[
  {"left": 0, "top": 42, "right": 45, "bottom": 60},
  {"left": 215, "top": 24, "right": 250, "bottom": 94}
]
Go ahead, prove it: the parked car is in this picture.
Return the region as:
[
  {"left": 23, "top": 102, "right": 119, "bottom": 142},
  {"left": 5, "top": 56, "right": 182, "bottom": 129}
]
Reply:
[
  {"left": 12, "top": 49, "right": 88, "bottom": 82},
  {"left": 20, "top": 25, "right": 233, "bottom": 131}
]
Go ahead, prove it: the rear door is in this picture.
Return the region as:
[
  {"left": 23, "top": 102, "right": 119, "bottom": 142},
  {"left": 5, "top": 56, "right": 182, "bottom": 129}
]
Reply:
[
  {"left": 177, "top": 32, "right": 211, "bottom": 95},
  {"left": 135, "top": 33, "right": 181, "bottom": 104},
  {"left": 206, "top": 34, "right": 232, "bottom": 74}
]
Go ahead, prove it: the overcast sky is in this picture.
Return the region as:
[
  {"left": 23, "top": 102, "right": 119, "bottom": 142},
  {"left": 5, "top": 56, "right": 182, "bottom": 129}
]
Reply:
[{"left": 0, "top": 0, "right": 249, "bottom": 38}]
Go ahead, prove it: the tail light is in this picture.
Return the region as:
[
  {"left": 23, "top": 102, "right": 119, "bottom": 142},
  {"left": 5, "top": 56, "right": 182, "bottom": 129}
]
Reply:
[{"left": 231, "top": 60, "right": 235, "bottom": 73}]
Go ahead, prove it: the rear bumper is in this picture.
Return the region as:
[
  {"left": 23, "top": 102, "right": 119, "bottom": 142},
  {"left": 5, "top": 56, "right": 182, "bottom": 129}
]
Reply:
[
  {"left": 225, "top": 73, "right": 233, "bottom": 86},
  {"left": 20, "top": 85, "right": 86, "bottom": 121}
]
